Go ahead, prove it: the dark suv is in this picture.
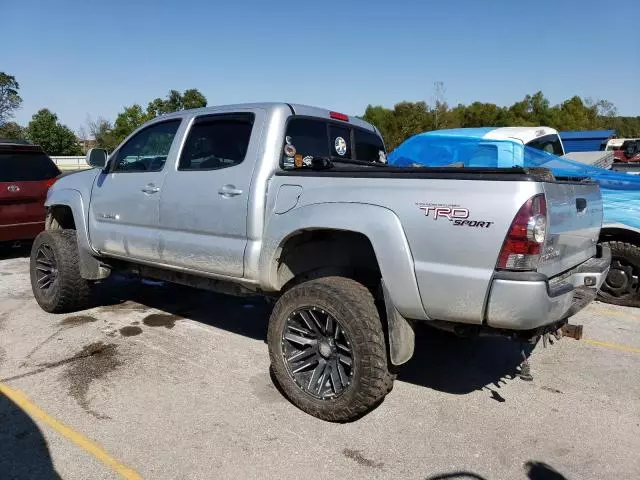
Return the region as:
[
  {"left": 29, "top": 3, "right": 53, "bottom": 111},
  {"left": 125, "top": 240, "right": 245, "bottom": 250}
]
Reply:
[{"left": 0, "top": 140, "right": 60, "bottom": 245}]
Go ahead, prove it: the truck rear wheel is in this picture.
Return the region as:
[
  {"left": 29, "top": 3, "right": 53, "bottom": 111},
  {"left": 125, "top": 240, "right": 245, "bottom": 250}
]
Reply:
[
  {"left": 267, "top": 276, "right": 393, "bottom": 422},
  {"left": 598, "top": 241, "right": 640, "bottom": 307},
  {"left": 30, "top": 230, "right": 92, "bottom": 313}
]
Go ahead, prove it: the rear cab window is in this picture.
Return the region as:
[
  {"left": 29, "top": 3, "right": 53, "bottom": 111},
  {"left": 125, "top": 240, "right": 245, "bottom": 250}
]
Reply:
[
  {"left": 525, "top": 134, "right": 564, "bottom": 156},
  {"left": 281, "top": 117, "right": 385, "bottom": 169},
  {"left": 0, "top": 145, "right": 60, "bottom": 182}
]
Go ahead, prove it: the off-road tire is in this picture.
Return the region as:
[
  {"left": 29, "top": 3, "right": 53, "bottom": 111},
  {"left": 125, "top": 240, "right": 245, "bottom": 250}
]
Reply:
[
  {"left": 268, "top": 276, "right": 394, "bottom": 422},
  {"left": 597, "top": 241, "right": 640, "bottom": 307},
  {"left": 30, "top": 230, "right": 92, "bottom": 313}
]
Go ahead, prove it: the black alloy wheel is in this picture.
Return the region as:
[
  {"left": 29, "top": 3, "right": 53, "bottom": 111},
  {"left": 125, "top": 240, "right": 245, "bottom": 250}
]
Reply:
[
  {"left": 267, "top": 276, "right": 394, "bottom": 422},
  {"left": 281, "top": 307, "right": 353, "bottom": 400},
  {"left": 34, "top": 243, "right": 59, "bottom": 292},
  {"left": 30, "top": 230, "right": 92, "bottom": 313}
]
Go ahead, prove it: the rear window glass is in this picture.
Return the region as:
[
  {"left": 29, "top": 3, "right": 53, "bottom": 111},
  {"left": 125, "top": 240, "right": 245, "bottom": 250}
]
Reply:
[
  {"left": 329, "top": 125, "right": 352, "bottom": 159},
  {"left": 355, "top": 128, "right": 385, "bottom": 163},
  {"left": 526, "top": 134, "right": 564, "bottom": 156},
  {"left": 0, "top": 151, "right": 60, "bottom": 182},
  {"left": 282, "top": 117, "right": 384, "bottom": 168},
  {"left": 284, "top": 119, "right": 329, "bottom": 165}
]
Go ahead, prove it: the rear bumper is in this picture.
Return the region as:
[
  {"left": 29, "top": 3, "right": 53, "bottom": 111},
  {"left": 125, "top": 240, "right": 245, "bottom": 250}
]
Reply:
[
  {"left": 486, "top": 246, "right": 611, "bottom": 330},
  {"left": 0, "top": 221, "right": 45, "bottom": 242}
]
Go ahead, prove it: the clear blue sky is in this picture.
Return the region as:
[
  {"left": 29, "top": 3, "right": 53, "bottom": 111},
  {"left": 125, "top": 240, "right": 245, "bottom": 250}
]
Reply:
[{"left": 5, "top": 0, "right": 640, "bottom": 132}]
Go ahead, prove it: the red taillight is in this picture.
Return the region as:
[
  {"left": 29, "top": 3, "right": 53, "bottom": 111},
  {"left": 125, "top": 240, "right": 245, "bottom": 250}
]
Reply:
[
  {"left": 497, "top": 194, "right": 547, "bottom": 271},
  {"left": 44, "top": 178, "right": 57, "bottom": 189},
  {"left": 329, "top": 111, "right": 349, "bottom": 122}
]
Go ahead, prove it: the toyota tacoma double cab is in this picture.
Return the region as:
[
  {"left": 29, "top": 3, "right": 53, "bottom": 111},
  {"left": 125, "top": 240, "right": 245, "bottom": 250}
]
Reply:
[{"left": 30, "top": 103, "right": 610, "bottom": 421}]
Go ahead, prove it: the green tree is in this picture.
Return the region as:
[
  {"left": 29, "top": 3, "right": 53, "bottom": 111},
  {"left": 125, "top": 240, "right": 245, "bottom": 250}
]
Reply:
[
  {"left": 363, "top": 88, "right": 640, "bottom": 151},
  {"left": 99, "top": 88, "right": 208, "bottom": 148},
  {"left": 0, "top": 121, "right": 25, "bottom": 140},
  {"left": 146, "top": 88, "right": 207, "bottom": 117},
  {"left": 0, "top": 72, "right": 23, "bottom": 126},
  {"left": 25, "top": 109, "right": 82, "bottom": 155},
  {"left": 87, "top": 117, "right": 120, "bottom": 152},
  {"left": 182, "top": 88, "right": 207, "bottom": 110},
  {"left": 112, "top": 104, "right": 151, "bottom": 144}
]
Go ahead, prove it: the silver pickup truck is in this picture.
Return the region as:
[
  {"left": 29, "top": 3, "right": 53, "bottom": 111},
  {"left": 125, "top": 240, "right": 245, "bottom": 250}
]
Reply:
[{"left": 30, "top": 103, "right": 610, "bottom": 421}]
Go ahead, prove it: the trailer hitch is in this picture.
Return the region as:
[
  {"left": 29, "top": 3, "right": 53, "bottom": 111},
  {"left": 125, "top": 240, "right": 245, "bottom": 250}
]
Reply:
[
  {"left": 518, "top": 322, "right": 583, "bottom": 381},
  {"left": 561, "top": 323, "right": 583, "bottom": 340}
]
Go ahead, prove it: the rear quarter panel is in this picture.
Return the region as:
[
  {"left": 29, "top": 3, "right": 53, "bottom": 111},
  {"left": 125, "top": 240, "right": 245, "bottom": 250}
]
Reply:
[{"left": 263, "top": 175, "right": 542, "bottom": 323}]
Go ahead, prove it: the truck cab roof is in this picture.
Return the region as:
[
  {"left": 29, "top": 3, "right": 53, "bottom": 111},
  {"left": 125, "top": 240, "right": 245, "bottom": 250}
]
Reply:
[{"left": 153, "top": 102, "right": 378, "bottom": 133}]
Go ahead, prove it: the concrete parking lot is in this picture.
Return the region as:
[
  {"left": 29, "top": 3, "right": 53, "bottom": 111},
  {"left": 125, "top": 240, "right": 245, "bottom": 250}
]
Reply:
[{"left": 1, "top": 247, "right": 639, "bottom": 480}]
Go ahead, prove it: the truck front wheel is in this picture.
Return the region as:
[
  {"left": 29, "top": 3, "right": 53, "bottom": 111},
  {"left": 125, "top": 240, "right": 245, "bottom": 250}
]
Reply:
[
  {"left": 598, "top": 241, "right": 640, "bottom": 307},
  {"left": 267, "top": 276, "right": 393, "bottom": 422},
  {"left": 30, "top": 230, "right": 92, "bottom": 313}
]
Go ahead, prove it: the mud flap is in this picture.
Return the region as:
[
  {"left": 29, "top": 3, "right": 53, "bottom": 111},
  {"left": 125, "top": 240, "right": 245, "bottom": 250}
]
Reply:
[{"left": 382, "top": 281, "right": 415, "bottom": 365}]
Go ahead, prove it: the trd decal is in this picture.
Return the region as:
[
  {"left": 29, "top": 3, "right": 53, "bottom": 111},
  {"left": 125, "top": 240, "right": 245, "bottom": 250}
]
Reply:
[
  {"left": 418, "top": 206, "right": 469, "bottom": 220},
  {"left": 416, "top": 202, "right": 493, "bottom": 228}
]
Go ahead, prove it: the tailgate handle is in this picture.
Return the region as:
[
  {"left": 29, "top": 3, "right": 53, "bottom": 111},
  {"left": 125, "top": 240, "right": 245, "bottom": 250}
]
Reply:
[{"left": 576, "top": 198, "right": 587, "bottom": 212}]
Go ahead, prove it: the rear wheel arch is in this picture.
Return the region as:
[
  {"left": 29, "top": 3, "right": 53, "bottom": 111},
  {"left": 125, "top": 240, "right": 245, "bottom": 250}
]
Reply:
[
  {"left": 260, "top": 202, "right": 425, "bottom": 320},
  {"left": 276, "top": 229, "right": 381, "bottom": 291},
  {"left": 275, "top": 228, "right": 416, "bottom": 367}
]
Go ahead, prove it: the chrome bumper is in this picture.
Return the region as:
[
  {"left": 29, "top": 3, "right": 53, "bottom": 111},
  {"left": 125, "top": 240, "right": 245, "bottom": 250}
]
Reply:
[{"left": 486, "top": 246, "right": 611, "bottom": 330}]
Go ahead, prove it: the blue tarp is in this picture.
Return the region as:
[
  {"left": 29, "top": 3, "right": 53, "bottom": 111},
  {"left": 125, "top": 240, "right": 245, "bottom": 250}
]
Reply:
[{"left": 388, "top": 132, "right": 640, "bottom": 230}]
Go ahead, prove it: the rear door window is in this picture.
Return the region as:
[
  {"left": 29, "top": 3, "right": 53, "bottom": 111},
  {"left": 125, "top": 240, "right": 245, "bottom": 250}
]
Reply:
[
  {"left": 0, "top": 150, "right": 60, "bottom": 182},
  {"left": 178, "top": 113, "right": 254, "bottom": 171}
]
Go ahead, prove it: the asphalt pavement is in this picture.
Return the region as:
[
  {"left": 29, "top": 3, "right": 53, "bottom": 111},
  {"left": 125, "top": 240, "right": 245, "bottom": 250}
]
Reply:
[{"left": 1, "top": 248, "right": 639, "bottom": 480}]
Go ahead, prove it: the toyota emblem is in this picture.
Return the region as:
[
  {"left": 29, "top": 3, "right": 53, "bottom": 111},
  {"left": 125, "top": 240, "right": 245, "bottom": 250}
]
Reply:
[{"left": 7, "top": 184, "right": 20, "bottom": 192}]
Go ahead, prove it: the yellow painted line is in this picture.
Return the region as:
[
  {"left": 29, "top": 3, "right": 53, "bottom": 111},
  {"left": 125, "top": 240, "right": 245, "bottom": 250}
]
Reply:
[
  {"left": 0, "top": 383, "right": 142, "bottom": 480},
  {"left": 583, "top": 339, "right": 640, "bottom": 354}
]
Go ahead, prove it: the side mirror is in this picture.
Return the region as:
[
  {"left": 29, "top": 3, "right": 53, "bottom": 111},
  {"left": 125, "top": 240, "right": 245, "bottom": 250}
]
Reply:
[{"left": 86, "top": 148, "right": 108, "bottom": 168}]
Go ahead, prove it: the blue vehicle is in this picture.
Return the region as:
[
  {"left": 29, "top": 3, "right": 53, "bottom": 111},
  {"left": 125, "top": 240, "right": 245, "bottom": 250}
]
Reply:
[{"left": 389, "top": 127, "right": 640, "bottom": 307}]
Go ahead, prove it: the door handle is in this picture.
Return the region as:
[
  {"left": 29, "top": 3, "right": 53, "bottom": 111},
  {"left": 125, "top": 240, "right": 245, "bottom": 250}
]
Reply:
[
  {"left": 218, "top": 184, "right": 243, "bottom": 197},
  {"left": 141, "top": 184, "right": 160, "bottom": 194}
]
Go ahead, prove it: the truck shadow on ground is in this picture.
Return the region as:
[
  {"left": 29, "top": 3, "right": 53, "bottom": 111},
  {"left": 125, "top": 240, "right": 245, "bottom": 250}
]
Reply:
[
  {"left": 95, "top": 277, "right": 532, "bottom": 397},
  {"left": 398, "top": 323, "right": 534, "bottom": 396},
  {"left": 93, "top": 276, "right": 270, "bottom": 341},
  {"left": 424, "top": 462, "right": 568, "bottom": 479},
  {"left": 0, "top": 392, "right": 61, "bottom": 479}
]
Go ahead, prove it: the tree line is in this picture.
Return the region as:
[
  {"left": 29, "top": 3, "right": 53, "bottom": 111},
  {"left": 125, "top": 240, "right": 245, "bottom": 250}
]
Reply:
[
  {"left": 1, "top": 72, "right": 639, "bottom": 156},
  {"left": 363, "top": 87, "right": 640, "bottom": 151},
  {"left": 0, "top": 72, "right": 207, "bottom": 155}
]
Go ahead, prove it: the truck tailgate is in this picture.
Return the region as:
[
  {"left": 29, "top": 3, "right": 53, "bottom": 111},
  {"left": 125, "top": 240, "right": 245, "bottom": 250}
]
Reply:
[{"left": 538, "top": 181, "right": 602, "bottom": 278}]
